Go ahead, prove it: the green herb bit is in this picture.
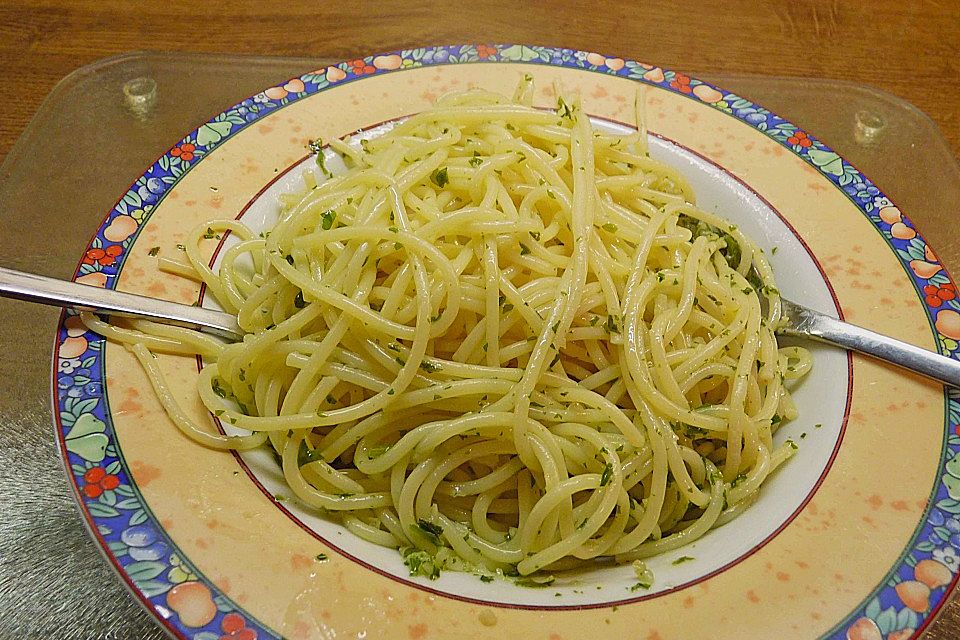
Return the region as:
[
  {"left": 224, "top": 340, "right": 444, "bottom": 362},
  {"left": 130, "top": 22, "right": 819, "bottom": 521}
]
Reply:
[
  {"left": 320, "top": 209, "right": 337, "bottom": 230},
  {"left": 480, "top": 575, "right": 494, "bottom": 583},
  {"left": 605, "top": 314, "right": 620, "bottom": 334},
  {"left": 401, "top": 547, "right": 440, "bottom": 580},
  {"left": 502, "top": 303, "right": 514, "bottom": 313},
  {"left": 671, "top": 555, "right": 694, "bottom": 565},
  {"left": 315, "top": 553, "right": 328, "bottom": 562},
  {"left": 176, "top": 243, "right": 186, "bottom": 251},
  {"left": 469, "top": 156, "right": 483, "bottom": 168},
  {"left": 430, "top": 167, "right": 449, "bottom": 188},
  {"left": 519, "top": 243, "right": 531, "bottom": 255},
  {"left": 416, "top": 519, "right": 444, "bottom": 543},
  {"left": 601, "top": 222, "right": 618, "bottom": 233},
  {"left": 419, "top": 359, "right": 442, "bottom": 373},
  {"left": 600, "top": 463, "right": 613, "bottom": 486},
  {"left": 211, "top": 378, "right": 229, "bottom": 398},
  {"left": 285, "top": 254, "right": 295, "bottom": 265},
  {"left": 515, "top": 574, "right": 556, "bottom": 588},
  {"left": 147, "top": 246, "right": 160, "bottom": 256},
  {"left": 294, "top": 291, "right": 306, "bottom": 309}
]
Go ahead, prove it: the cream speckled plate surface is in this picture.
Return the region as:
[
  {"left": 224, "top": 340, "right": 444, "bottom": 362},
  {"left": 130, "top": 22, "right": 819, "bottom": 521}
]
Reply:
[{"left": 53, "top": 45, "right": 960, "bottom": 640}]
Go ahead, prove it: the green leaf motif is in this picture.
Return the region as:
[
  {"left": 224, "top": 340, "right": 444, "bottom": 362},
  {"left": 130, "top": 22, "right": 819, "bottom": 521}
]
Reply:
[
  {"left": 138, "top": 579, "right": 173, "bottom": 599},
  {"left": 127, "top": 560, "right": 167, "bottom": 583},
  {"left": 499, "top": 45, "right": 539, "bottom": 62},
  {"left": 897, "top": 606, "right": 918, "bottom": 631},
  {"left": 195, "top": 121, "right": 234, "bottom": 147},
  {"left": 807, "top": 149, "right": 844, "bottom": 177},
  {"left": 129, "top": 509, "right": 148, "bottom": 526},
  {"left": 876, "top": 607, "right": 897, "bottom": 635},
  {"left": 192, "top": 633, "right": 220, "bottom": 640},
  {"left": 116, "top": 498, "right": 142, "bottom": 510},
  {"left": 946, "top": 451, "right": 960, "bottom": 478},
  {"left": 945, "top": 474, "right": 960, "bottom": 500},
  {"left": 937, "top": 498, "right": 960, "bottom": 514},
  {"left": 67, "top": 397, "right": 99, "bottom": 418},
  {"left": 87, "top": 502, "right": 121, "bottom": 518},
  {"left": 65, "top": 433, "right": 108, "bottom": 462},
  {"left": 65, "top": 413, "right": 108, "bottom": 462},
  {"left": 865, "top": 596, "right": 881, "bottom": 620}
]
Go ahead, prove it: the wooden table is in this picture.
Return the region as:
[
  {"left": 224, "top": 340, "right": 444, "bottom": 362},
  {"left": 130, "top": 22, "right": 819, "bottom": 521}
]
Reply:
[
  {"left": 1, "top": 2, "right": 958, "bottom": 639},
  {"left": 2, "top": 0, "right": 958, "bottom": 165}
]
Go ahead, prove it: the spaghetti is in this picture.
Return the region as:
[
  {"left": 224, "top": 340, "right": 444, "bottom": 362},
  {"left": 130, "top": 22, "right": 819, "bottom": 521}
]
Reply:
[{"left": 84, "top": 78, "right": 811, "bottom": 579}]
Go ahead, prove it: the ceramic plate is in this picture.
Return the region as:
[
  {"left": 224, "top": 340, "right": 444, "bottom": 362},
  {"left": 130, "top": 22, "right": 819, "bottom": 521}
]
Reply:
[{"left": 53, "top": 45, "right": 960, "bottom": 640}]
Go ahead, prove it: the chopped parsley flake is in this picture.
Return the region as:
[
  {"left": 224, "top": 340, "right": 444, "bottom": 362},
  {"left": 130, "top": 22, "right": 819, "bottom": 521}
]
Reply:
[
  {"left": 147, "top": 246, "right": 160, "bottom": 256},
  {"left": 672, "top": 555, "right": 695, "bottom": 565},
  {"left": 401, "top": 547, "right": 440, "bottom": 580},
  {"left": 430, "top": 167, "right": 449, "bottom": 188},
  {"left": 321, "top": 209, "right": 337, "bottom": 230},
  {"left": 600, "top": 463, "right": 613, "bottom": 486}
]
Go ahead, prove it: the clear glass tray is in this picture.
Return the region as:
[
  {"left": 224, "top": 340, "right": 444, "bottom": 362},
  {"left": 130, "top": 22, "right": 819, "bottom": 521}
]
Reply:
[{"left": 1, "top": 51, "right": 957, "bottom": 639}]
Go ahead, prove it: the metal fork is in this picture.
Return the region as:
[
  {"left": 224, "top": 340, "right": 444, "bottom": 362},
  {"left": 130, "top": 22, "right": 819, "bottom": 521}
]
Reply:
[{"left": 2, "top": 266, "right": 958, "bottom": 388}]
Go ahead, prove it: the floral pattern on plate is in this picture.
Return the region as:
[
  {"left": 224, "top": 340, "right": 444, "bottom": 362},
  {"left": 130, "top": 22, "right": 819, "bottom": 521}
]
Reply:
[{"left": 54, "top": 44, "right": 960, "bottom": 640}]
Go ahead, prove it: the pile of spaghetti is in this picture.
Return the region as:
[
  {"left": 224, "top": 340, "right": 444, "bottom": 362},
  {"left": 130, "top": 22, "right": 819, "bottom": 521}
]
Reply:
[{"left": 85, "top": 78, "right": 811, "bottom": 579}]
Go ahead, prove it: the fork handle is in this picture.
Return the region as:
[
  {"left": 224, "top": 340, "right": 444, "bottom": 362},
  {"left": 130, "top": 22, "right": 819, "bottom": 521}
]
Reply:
[
  {"left": 0, "top": 266, "right": 242, "bottom": 340},
  {"left": 779, "top": 301, "right": 960, "bottom": 388}
]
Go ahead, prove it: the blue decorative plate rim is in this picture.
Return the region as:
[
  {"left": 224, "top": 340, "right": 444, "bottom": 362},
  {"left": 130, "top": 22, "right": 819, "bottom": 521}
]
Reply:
[{"left": 51, "top": 44, "right": 960, "bottom": 640}]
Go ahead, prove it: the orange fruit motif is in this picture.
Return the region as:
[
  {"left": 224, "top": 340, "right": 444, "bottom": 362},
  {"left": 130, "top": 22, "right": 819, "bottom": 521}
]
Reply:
[
  {"left": 60, "top": 336, "right": 88, "bottom": 359},
  {"left": 879, "top": 205, "right": 902, "bottom": 224},
  {"left": 643, "top": 67, "right": 665, "bottom": 83},
  {"left": 693, "top": 85, "right": 723, "bottom": 104},
  {"left": 75, "top": 272, "right": 107, "bottom": 287},
  {"left": 894, "top": 580, "right": 931, "bottom": 613},
  {"left": 936, "top": 309, "right": 960, "bottom": 340},
  {"left": 103, "top": 215, "right": 138, "bottom": 242},
  {"left": 890, "top": 222, "right": 917, "bottom": 240},
  {"left": 909, "top": 259, "right": 942, "bottom": 279},
  {"left": 166, "top": 581, "right": 217, "bottom": 628},
  {"left": 914, "top": 558, "right": 952, "bottom": 589},
  {"left": 845, "top": 617, "right": 882, "bottom": 640},
  {"left": 373, "top": 54, "right": 403, "bottom": 70}
]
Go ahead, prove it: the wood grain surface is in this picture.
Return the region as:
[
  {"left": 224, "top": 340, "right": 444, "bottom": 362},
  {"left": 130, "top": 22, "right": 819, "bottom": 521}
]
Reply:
[
  {"left": 1, "top": 0, "right": 958, "bottom": 165},
  {"left": 1, "top": 1, "right": 959, "bottom": 639}
]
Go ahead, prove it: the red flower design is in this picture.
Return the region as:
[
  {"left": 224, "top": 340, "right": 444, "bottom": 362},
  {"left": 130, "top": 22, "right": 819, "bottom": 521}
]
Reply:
[
  {"left": 349, "top": 59, "right": 376, "bottom": 75},
  {"left": 220, "top": 612, "right": 256, "bottom": 640},
  {"left": 171, "top": 143, "right": 196, "bottom": 162},
  {"left": 82, "top": 466, "right": 121, "bottom": 498},
  {"left": 669, "top": 73, "right": 692, "bottom": 94},
  {"left": 83, "top": 245, "right": 123, "bottom": 266},
  {"left": 787, "top": 130, "right": 813, "bottom": 148},
  {"left": 476, "top": 44, "right": 497, "bottom": 59},
  {"left": 924, "top": 283, "right": 956, "bottom": 308}
]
